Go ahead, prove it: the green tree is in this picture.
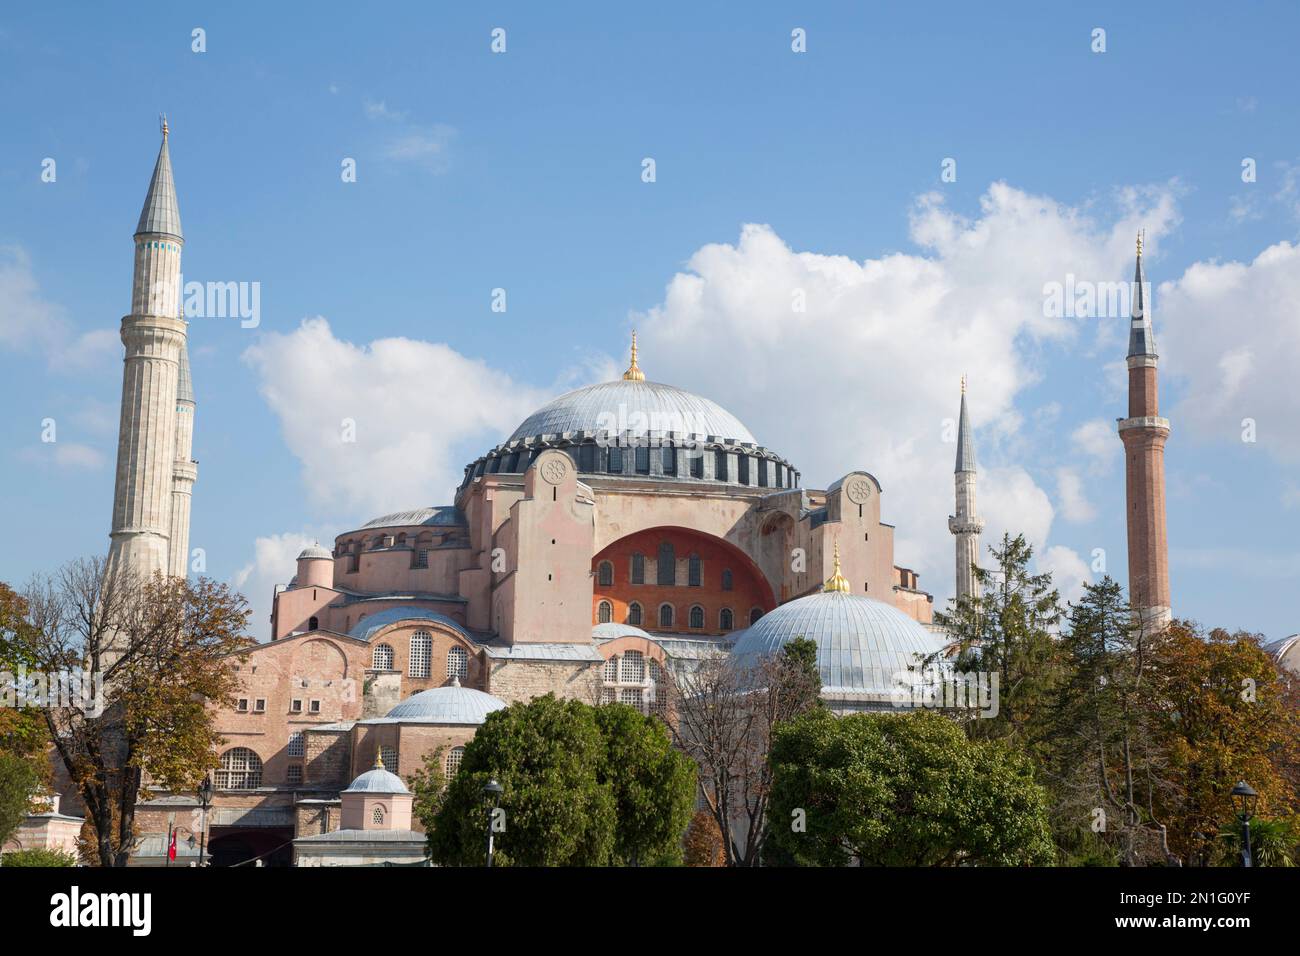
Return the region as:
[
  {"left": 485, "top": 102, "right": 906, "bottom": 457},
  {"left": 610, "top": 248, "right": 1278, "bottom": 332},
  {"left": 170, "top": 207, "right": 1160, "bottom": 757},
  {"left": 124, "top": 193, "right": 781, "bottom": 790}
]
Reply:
[
  {"left": 1216, "top": 815, "right": 1297, "bottom": 868},
  {"left": 767, "top": 708, "right": 1054, "bottom": 866},
  {"left": 593, "top": 703, "right": 695, "bottom": 865},
  {"left": 408, "top": 746, "right": 448, "bottom": 836},
  {"left": 1042, "top": 577, "right": 1177, "bottom": 866},
  {"left": 0, "top": 847, "right": 77, "bottom": 867},
  {"left": 17, "top": 557, "right": 248, "bottom": 867},
  {"left": 0, "top": 752, "right": 41, "bottom": 850},
  {"left": 934, "top": 533, "right": 1062, "bottom": 750}
]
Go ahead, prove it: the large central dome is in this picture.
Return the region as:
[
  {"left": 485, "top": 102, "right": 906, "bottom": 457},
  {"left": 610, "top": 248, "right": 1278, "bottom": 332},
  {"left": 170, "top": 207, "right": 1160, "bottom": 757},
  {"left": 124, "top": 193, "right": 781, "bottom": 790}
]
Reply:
[
  {"left": 460, "top": 335, "right": 799, "bottom": 490},
  {"left": 508, "top": 379, "right": 757, "bottom": 445}
]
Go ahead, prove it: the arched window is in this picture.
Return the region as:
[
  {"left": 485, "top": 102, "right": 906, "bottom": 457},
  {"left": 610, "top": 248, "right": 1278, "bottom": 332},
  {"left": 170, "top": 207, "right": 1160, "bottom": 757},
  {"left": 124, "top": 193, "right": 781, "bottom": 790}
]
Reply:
[
  {"left": 597, "top": 600, "right": 613, "bottom": 624},
  {"left": 409, "top": 631, "right": 432, "bottom": 678},
  {"left": 620, "top": 650, "right": 645, "bottom": 683},
  {"left": 659, "top": 604, "right": 674, "bottom": 629},
  {"left": 215, "top": 748, "right": 262, "bottom": 790},
  {"left": 372, "top": 643, "right": 394, "bottom": 670},
  {"left": 372, "top": 806, "right": 385, "bottom": 826},
  {"left": 598, "top": 561, "right": 614, "bottom": 586},
  {"left": 688, "top": 554, "right": 702, "bottom": 587},
  {"left": 720, "top": 608, "right": 734, "bottom": 631},
  {"left": 721, "top": 569, "right": 733, "bottom": 591},
  {"left": 287, "top": 732, "right": 305, "bottom": 757},
  {"left": 446, "top": 746, "right": 465, "bottom": 776},
  {"left": 447, "top": 646, "right": 469, "bottom": 681},
  {"left": 380, "top": 745, "right": 398, "bottom": 773},
  {"left": 689, "top": 605, "right": 705, "bottom": 629},
  {"left": 604, "top": 655, "right": 620, "bottom": 681},
  {"left": 631, "top": 552, "right": 645, "bottom": 584},
  {"left": 627, "top": 602, "right": 643, "bottom": 626},
  {"left": 657, "top": 542, "right": 675, "bottom": 586},
  {"left": 750, "top": 607, "right": 763, "bottom": 626},
  {"left": 308, "top": 616, "right": 319, "bottom": 631}
]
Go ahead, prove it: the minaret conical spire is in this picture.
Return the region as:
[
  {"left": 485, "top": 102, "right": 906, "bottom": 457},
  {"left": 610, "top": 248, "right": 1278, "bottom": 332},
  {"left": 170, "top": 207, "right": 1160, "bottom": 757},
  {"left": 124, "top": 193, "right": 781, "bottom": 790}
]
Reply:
[
  {"left": 954, "top": 375, "right": 975, "bottom": 474},
  {"left": 1127, "top": 230, "right": 1155, "bottom": 359},
  {"left": 135, "top": 118, "right": 183, "bottom": 240}
]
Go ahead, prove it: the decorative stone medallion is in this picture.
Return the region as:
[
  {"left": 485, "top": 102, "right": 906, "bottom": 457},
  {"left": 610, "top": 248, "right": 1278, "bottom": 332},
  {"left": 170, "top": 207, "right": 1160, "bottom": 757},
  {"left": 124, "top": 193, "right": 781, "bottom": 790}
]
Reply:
[
  {"left": 844, "top": 476, "right": 872, "bottom": 504},
  {"left": 540, "top": 457, "right": 569, "bottom": 485}
]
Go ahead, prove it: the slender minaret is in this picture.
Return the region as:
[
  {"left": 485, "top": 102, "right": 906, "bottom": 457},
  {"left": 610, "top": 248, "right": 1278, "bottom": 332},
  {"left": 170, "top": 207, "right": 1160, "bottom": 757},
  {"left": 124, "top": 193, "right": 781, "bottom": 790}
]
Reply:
[
  {"left": 167, "top": 336, "right": 198, "bottom": 578},
  {"left": 107, "top": 118, "right": 188, "bottom": 581},
  {"left": 1118, "top": 232, "right": 1171, "bottom": 628},
  {"left": 948, "top": 377, "right": 984, "bottom": 602}
]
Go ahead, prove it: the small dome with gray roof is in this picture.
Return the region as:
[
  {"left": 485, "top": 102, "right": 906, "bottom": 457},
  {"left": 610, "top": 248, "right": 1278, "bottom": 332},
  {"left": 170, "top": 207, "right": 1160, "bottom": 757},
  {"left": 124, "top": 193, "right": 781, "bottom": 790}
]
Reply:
[
  {"left": 344, "top": 755, "right": 409, "bottom": 794},
  {"left": 297, "top": 543, "right": 333, "bottom": 561},
  {"left": 381, "top": 684, "right": 506, "bottom": 725}
]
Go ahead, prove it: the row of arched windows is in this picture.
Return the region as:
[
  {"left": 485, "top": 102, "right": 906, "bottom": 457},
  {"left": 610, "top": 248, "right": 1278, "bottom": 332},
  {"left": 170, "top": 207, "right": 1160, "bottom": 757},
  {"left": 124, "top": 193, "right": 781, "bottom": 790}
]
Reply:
[
  {"left": 597, "top": 549, "right": 733, "bottom": 589},
  {"left": 371, "top": 639, "right": 469, "bottom": 680},
  {"left": 597, "top": 600, "right": 760, "bottom": 631}
]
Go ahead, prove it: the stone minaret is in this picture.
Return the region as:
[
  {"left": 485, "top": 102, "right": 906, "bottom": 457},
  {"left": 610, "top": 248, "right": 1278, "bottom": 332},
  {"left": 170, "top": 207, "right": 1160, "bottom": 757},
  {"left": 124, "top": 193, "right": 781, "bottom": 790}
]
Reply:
[
  {"left": 107, "top": 118, "right": 188, "bottom": 581},
  {"left": 1118, "top": 233, "right": 1171, "bottom": 628},
  {"left": 948, "top": 377, "right": 984, "bottom": 602},
  {"left": 167, "top": 338, "right": 198, "bottom": 578}
]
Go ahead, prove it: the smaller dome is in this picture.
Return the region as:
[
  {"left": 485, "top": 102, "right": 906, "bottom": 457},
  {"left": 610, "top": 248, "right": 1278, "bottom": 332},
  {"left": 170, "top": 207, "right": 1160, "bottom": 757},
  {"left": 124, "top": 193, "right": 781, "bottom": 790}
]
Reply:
[
  {"left": 344, "top": 765, "right": 409, "bottom": 794},
  {"left": 357, "top": 506, "right": 464, "bottom": 531},
  {"left": 384, "top": 685, "right": 506, "bottom": 725},
  {"left": 592, "top": 622, "right": 653, "bottom": 641},
  {"left": 297, "top": 543, "right": 333, "bottom": 561},
  {"left": 349, "top": 607, "right": 471, "bottom": 643}
]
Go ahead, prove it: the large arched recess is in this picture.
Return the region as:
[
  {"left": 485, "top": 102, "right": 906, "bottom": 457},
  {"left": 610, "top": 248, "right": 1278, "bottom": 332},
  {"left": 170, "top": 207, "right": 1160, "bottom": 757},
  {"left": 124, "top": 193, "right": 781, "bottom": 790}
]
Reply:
[{"left": 591, "top": 526, "right": 777, "bottom": 636}]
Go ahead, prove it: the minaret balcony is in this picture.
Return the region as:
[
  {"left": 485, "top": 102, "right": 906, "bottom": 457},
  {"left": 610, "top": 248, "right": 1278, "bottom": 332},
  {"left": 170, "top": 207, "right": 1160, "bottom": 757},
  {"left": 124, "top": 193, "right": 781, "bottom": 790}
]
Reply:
[{"left": 1117, "top": 416, "right": 1170, "bottom": 434}]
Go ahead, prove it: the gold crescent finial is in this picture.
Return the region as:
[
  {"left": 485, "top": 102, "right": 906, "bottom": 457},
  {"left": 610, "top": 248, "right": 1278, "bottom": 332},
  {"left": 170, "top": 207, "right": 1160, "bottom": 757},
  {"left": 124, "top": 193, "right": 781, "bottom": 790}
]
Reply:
[
  {"left": 161, "top": 113, "right": 169, "bottom": 138},
  {"left": 622, "top": 329, "right": 645, "bottom": 381},
  {"left": 823, "top": 541, "right": 851, "bottom": 594},
  {"left": 1136, "top": 230, "right": 1143, "bottom": 258},
  {"left": 373, "top": 748, "right": 385, "bottom": 770}
]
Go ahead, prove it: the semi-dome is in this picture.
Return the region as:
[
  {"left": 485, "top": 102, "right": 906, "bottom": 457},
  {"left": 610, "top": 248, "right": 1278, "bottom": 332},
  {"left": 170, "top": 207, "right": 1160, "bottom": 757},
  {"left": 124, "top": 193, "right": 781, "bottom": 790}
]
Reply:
[
  {"left": 509, "top": 379, "right": 758, "bottom": 446},
  {"left": 730, "top": 564, "right": 945, "bottom": 701},
  {"left": 297, "top": 543, "right": 333, "bottom": 561},
  {"left": 382, "top": 684, "right": 507, "bottom": 725},
  {"left": 348, "top": 607, "right": 471, "bottom": 643}
]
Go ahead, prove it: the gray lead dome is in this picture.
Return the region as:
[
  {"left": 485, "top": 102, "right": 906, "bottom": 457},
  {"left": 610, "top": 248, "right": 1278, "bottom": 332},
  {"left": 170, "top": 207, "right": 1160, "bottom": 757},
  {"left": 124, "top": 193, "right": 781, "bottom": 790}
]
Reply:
[{"left": 508, "top": 379, "right": 757, "bottom": 445}]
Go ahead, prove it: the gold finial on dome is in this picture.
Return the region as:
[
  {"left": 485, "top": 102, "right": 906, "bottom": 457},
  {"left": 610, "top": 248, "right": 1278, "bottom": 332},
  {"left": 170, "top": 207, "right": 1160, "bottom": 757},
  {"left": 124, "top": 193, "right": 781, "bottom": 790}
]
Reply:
[
  {"left": 373, "top": 749, "right": 385, "bottom": 770},
  {"left": 622, "top": 330, "right": 645, "bottom": 381},
  {"left": 1136, "top": 229, "right": 1143, "bottom": 259},
  {"left": 823, "top": 542, "right": 851, "bottom": 594}
]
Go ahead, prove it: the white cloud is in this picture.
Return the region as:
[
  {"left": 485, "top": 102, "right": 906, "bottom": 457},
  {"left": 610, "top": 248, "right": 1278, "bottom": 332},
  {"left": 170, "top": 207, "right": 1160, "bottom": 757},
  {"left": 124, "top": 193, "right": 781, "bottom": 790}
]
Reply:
[
  {"left": 1070, "top": 418, "right": 1119, "bottom": 474},
  {"left": 233, "top": 531, "right": 323, "bottom": 640},
  {"left": 242, "top": 317, "right": 551, "bottom": 519},
  {"left": 1039, "top": 545, "right": 1093, "bottom": 606},
  {"left": 634, "top": 183, "right": 1175, "bottom": 604},
  {"left": 1160, "top": 241, "right": 1300, "bottom": 460},
  {"left": 1055, "top": 467, "right": 1096, "bottom": 523},
  {"left": 0, "top": 246, "right": 117, "bottom": 369},
  {"left": 18, "top": 442, "right": 105, "bottom": 470},
  {"left": 363, "top": 97, "right": 455, "bottom": 171}
]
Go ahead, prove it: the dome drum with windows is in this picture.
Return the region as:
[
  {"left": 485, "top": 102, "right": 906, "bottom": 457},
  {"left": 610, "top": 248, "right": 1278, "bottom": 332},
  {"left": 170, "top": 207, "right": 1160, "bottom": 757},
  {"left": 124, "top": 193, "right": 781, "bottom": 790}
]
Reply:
[{"left": 461, "top": 333, "right": 800, "bottom": 489}]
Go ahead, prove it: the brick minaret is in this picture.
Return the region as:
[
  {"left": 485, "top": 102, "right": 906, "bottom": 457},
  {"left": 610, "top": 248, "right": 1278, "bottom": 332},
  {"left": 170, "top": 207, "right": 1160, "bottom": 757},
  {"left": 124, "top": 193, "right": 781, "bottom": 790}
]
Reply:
[
  {"left": 107, "top": 119, "right": 190, "bottom": 581},
  {"left": 948, "top": 377, "right": 984, "bottom": 602},
  {"left": 1117, "top": 233, "right": 1171, "bottom": 628}
]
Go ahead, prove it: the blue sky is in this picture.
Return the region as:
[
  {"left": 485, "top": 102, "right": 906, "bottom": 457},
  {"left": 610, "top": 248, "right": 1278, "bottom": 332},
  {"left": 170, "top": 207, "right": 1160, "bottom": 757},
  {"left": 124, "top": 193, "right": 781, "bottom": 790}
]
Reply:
[{"left": 2, "top": 2, "right": 1297, "bottom": 640}]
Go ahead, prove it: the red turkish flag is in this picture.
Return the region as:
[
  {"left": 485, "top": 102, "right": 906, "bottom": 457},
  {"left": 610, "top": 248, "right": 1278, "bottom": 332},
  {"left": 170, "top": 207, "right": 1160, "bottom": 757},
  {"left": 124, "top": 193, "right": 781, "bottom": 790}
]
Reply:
[{"left": 168, "top": 830, "right": 177, "bottom": 861}]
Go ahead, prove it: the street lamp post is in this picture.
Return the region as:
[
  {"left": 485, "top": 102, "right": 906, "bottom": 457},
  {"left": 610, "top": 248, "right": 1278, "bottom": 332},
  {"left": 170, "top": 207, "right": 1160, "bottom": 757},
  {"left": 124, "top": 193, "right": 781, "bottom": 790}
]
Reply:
[
  {"left": 483, "top": 778, "right": 503, "bottom": 868},
  {"left": 196, "top": 775, "right": 214, "bottom": 867},
  {"left": 1231, "top": 780, "right": 1258, "bottom": 868}
]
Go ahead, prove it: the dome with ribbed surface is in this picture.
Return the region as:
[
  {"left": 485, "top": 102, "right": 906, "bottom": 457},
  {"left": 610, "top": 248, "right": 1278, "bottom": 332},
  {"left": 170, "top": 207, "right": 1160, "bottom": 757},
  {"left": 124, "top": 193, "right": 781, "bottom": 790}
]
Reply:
[
  {"left": 383, "top": 685, "right": 506, "bottom": 724},
  {"left": 356, "top": 506, "right": 465, "bottom": 531},
  {"left": 730, "top": 591, "right": 945, "bottom": 699},
  {"left": 508, "top": 380, "right": 757, "bottom": 445},
  {"left": 297, "top": 543, "right": 332, "bottom": 561},
  {"left": 344, "top": 765, "right": 409, "bottom": 794}
]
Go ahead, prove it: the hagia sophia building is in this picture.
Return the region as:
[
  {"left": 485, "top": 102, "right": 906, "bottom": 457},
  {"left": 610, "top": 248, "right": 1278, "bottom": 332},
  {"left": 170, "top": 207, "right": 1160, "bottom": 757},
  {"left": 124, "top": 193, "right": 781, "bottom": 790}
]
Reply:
[{"left": 14, "top": 125, "right": 1204, "bottom": 866}]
